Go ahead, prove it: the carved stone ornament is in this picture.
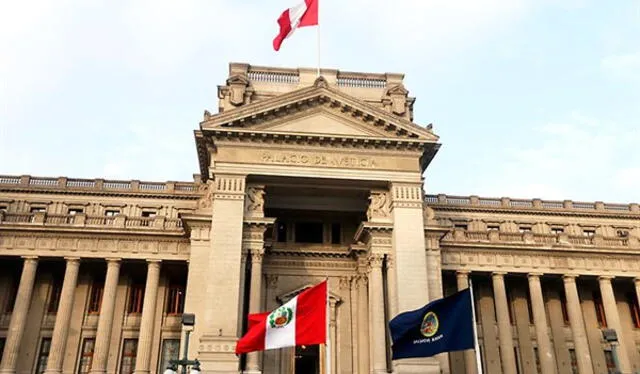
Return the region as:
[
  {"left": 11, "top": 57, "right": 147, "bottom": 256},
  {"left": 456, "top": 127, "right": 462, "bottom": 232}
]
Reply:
[
  {"left": 197, "top": 181, "right": 214, "bottom": 209},
  {"left": 314, "top": 76, "right": 329, "bottom": 89},
  {"left": 244, "top": 186, "right": 265, "bottom": 217},
  {"left": 266, "top": 274, "right": 279, "bottom": 289},
  {"left": 226, "top": 75, "right": 252, "bottom": 106},
  {"left": 367, "top": 191, "right": 391, "bottom": 221},
  {"left": 383, "top": 84, "right": 409, "bottom": 116}
]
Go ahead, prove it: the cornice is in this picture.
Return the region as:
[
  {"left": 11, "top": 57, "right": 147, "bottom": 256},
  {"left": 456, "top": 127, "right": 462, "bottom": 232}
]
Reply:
[{"left": 202, "top": 83, "right": 437, "bottom": 141}]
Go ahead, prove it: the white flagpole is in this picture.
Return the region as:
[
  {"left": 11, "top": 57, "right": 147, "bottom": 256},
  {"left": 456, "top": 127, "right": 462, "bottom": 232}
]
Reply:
[
  {"left": 325, "top": 278, "right": 331, "bottom": 374},
  {"left": 316, "top": 1, "right": 321, "bottom": 77},
  {"left": 469, "top": 279, "right": 484, "bottom": 374}
]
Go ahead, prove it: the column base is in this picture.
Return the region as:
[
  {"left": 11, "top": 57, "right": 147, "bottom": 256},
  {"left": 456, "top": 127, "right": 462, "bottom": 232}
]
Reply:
[
  {"left": 197, "top": 335, "right": 240, "bottom": 374},
  {"left": 241, "top": 370, "right": 262, "bottom": 374},
  {"left": 394, "top": 357, "right": 441, "bottom": 374}
]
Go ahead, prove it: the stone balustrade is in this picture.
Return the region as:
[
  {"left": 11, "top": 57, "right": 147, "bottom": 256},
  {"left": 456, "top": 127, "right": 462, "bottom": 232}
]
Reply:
[
  {"left": 0, "top": 175, "right": 199, "bottom": 195},
  {"left": 426, "top": 194, "right": 640, "bottom": 213},
  {"left": 0, "top": 211, "right": 183, "bottom": 231},
  {"left": 442, "top": 229, "right": 639, "bottom": 248}
]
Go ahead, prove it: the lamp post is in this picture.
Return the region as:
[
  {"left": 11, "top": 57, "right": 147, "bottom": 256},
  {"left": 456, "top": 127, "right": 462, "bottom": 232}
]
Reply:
[
  {"left": 164, "top": 313, "right": 200, "bottom": 374},
  {"left": 602, "top": 328, "right": 622, "bottom": 374}
]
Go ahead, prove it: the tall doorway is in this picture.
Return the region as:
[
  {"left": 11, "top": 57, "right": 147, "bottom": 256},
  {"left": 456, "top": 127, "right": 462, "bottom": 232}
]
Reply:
[{"left": 294, "top": 345, "right": 320, "bottom": 374}]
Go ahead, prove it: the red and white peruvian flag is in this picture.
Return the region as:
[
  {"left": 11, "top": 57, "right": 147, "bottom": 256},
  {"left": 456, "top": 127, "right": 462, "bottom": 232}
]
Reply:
[
  {"left": 273, "top": 0, "right": 319, "bottom": 51},
  {"left": 236, "top": 280, "right": 327, "bottom": 354}
]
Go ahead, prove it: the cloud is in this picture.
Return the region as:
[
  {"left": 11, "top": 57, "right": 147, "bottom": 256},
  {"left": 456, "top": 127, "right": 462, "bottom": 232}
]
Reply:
[
  {"left": 478, "top": 112, "right": 639, "bottom": 202},
  {"left": 601, "top": 52, "right": 640, "bottom": 81}
]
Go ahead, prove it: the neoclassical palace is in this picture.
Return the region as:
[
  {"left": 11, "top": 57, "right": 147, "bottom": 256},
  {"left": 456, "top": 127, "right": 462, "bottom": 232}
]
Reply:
[{"left": 0, "top": 63, "right": 639, "bottom": 374}]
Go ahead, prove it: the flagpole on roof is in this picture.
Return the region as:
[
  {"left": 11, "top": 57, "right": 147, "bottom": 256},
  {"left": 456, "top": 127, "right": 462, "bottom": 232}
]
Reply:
[
  {"left": 316, "top": 0, "right": 321, "bottom": 77},
  {"left": 469, "top": 279, "right": 484, "bottom": 374}
]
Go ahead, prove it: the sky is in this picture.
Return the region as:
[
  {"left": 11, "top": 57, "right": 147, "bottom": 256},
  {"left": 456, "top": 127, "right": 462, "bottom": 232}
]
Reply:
[{"left": 0, "top": 0, "right": 639, "bottom": 203}]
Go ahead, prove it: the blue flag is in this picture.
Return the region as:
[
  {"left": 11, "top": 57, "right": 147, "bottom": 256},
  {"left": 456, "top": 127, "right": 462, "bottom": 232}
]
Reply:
[{"left": 389, "top": 288, "right": 474, "bottom": 360}]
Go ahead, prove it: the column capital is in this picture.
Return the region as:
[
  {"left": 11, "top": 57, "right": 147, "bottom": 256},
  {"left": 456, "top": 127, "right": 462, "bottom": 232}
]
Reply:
[
  {"left": 250, "top": 249, "right": 264, "bottom": 263},
  {"left": 492, "top": 271, "right": 507, "bottom": 277},
  {"left": 634, "top": 277, "right": 640, "bottom": 284},
  {"left": 105, "top": 257, "right": 121, "bottom": 263},
  {"left": 64, "top": 256, "right": 81, "bottom": 262},
  {"left": 528, "top": 272, "right": 544, "bottom": 278},
  {"left": 21, "top": 255, "right": 38, "bottom": 261},
  {"left": 146, "top": 259, "right": 162, "bottom": 264},
  {"left": 456, "top": 270, "right": 471, "bottom": 276},
  {"left": 598, "top": 275, "right": 615, "bottom": 281},
  {"left": 563, "top": 273, "right": 579, "bottom": 281}
]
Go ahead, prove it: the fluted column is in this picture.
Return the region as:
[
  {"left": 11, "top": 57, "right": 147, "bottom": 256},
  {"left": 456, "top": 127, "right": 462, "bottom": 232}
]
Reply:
[
  {"left": 598, "top": 276, "right": 632, "bottom": 373},
  {"left": 0, "top": 256, "right": 39, "bottom": 374},
  {"left": 89, "top": 258, "right": 121, "bottom": 374},
  {"left": 492, "top": 272, "right": 517, "bottom": 374},
  {"left": 44, "top": 257, "right": 81, "bottom": 374},
  {"left": 134, "top": 260, "right": 162, "bottom": 374},
  {"left": 246, "top": 249, "right": 264, "bottom": 372},
  {"left": 562, "top": 275, "right": 593, "bottom": 374},
  {"left": 456, "top": 271, "right": 477, "bottom": 374},
  {"left": 527, "top": 273, "right": 556, "bottom": 374},
  {"left": 369, "top": 254, "right": 387, "bottom": 373}
]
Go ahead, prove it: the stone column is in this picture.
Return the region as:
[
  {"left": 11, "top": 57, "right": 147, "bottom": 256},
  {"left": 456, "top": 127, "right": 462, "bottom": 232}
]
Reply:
[
  {"left": 134, "top": 260, "right": 162, "bottom": 374},
  {"left": 89, "top": 258, "right": 121, "bottom": 374},
  {"left": 492, "top": 272, "right": 517, "bottom": 374},
  {"left": 0, "top": 256, "right": 38, "bottom": 374},
  {"left": 44, "top": 257, "right": 81, "bottom": 374},
  {"left": 562, "top": 275, "right": 593, "bottom": 374},
  {"left": 349, "top": 277, "right": 359, "bottom": 374},
  {"left": 357, "top": 271, "right": 370, "bottom": 374},
  {"left": 246, "top": 249, "right": 264, "bottom": 373},
  {"left": 456, "top": 271, "right": 477, "bottom": 374},
  {"left": 368, "top": 254, "right": 387, "bottom": 374},
  {"left": 527, "top": 273, "right": 556, "bottom": 374},
  {"left": 598, "top": 276, "right": 632, "bottom": 373},
  {"left": 329, "top": 298, "right": 338, "bottom": 374}
]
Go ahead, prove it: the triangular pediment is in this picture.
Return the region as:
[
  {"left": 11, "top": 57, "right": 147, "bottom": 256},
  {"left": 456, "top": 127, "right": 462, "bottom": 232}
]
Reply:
[{"left": 200, "top": 78, "right": 439, "bottom": 142}]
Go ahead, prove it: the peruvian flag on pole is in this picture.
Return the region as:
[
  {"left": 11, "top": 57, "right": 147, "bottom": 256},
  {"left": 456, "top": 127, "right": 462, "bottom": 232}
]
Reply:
[
  {"left": 235, "top": 280, "right": 327, "bottom": 354},
  {"left": 273, "top": 0, "right": 319, "bottom": 51}
]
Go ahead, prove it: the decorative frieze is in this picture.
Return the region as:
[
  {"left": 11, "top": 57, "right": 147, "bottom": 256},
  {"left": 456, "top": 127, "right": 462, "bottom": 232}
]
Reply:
[
  {"left": 213, "top": 175, "right": 246, "bottom": 201},
  {"left": 244, "top": 185, "right": 265, "bottom": 218},
  {"left": 367, "top": 190, "right": 391, "bottom": 222}
]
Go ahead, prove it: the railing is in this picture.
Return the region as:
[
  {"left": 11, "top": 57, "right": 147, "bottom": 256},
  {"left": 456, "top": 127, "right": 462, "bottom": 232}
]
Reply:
[
  {"left": 426, "top": 194, "right": 639, "bottom": 213},
  {"left": 248, "top": 70, "right": 299, "bottom": 84},
  {"left": 336, "top": 76, "right": 386, "bottom": 88},
  {"left": 0, "top": 175, "right": 200, "bottom": 195},
  {"left": 442, "top": 229, "right": 637, "bottom": 248},
  {"left": 0, "top": 213, "right": 183, "bottom": 231}
]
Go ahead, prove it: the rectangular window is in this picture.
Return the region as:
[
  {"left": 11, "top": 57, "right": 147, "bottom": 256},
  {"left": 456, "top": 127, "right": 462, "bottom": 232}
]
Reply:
[
  {"left": 0, "top": 338, "right": 5, "bottom": 364},
  {"left": 141, "top": 211, "right": 156, "bottom": 226},
  {"left": 88, "top": 282, "right": 104, "bottom": 314},
  {"left": 568, "top": 348, "right": 578, "bottom": 374},
  {"left": 105, "top": 210, "right": 120, "bottom": 217},
  {"left": 593, "top": 291, "right": 607, "bottom": 328},
  {"left": 454, "top": 224, "right": 468, "bottom": 230},
  {"left": 551, "top": 227, "right": 564, "bottom": 234},
  {"left": 276, "top": 222, "right": 287, "bottom": 243},
  {"left": 35, "top": 338, "right": 52, "bottom": 374},
  {"left": 518, "top": 226, "right": 531, "bottom": 233},
  {"left": 166, "top": 285, "right": 185, "bottom": 315},
  {"left": 127, "top": 284, "right": 145, "bottom": 314},
  {"left": 30, "top": 207, "right": 46, "bottom": 213},
  {"left": 331, "top": 223, "right": 341, "bottom": 245},
  {"left": 47, "top": 279, "right": 63, "bottom": 313},
  {"left": 627, "top": 293, "right": 640, "bottom": 328},
  {"left": 119, "top": 339, "right": 138, "bottom": 374},
  {"left": 487, "top": 225, "right": 500, "bottom": 231},
  {"left": 294, "top": 222, "right": 323, "bottom": 243},
  {"left": 77, "top": 338, "right": 95, "bottom": 374},
  {"left": 0, "top": 205, "right": 7, "bottom": 212},
  {"left": 68, "top": 208, "right": 84, "bottom": 215},
  {"left": 604, "top": 350, "right": 616, "bottom": 373},
  {"left": 158, "top": 339, "right": 180, "bottom": 374},
  {"left": 4, "top": 282, "right": 17, "bottom": 313},
  {"left": 582, "top": 229, "right": 595, "bottom": 237},
  {"left": 533, "top": 347, "right": 541, "bottom": 374},
  {"left": 559, "top": 289, "right": 570, "bottom": 326}
]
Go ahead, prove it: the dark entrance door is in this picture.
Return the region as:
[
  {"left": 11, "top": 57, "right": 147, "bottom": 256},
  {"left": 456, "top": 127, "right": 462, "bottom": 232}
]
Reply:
[{"left": 294, "top": 345, "right": 320, "bottom": 374}]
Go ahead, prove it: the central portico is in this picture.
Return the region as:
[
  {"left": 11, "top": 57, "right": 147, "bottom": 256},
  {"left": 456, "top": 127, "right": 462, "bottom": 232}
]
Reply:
[{"left": 184, "top": 63, "right": 442, "bottom": 373}]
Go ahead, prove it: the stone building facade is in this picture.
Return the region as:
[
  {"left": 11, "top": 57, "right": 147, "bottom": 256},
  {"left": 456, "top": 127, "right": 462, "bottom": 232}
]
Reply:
[{"left": 0, "top": 63, "right": 639, "bottom": 374}]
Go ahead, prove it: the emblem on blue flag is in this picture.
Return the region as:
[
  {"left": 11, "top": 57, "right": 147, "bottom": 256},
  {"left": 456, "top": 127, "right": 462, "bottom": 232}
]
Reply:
[{"left": 389, "top": 288, "right": 475, "bottom": 360}]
